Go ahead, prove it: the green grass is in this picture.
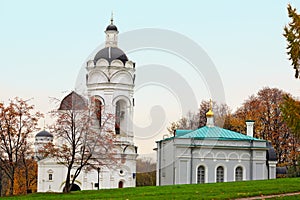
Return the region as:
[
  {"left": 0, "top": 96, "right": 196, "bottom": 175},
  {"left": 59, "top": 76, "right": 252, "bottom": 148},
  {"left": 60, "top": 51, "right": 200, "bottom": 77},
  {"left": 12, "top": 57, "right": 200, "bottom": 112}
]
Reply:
[
  {"left": 3, "top": 178, "right": 300, "bottom": 200},
  {"left": 269, "top": 195, "right": 300, "bottom": 200}
]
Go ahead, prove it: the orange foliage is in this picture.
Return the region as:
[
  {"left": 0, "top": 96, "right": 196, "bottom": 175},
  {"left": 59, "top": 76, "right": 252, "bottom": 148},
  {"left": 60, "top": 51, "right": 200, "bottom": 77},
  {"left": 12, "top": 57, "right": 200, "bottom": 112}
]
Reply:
[{"left": 14, "top": 159, "right": 37, "bottom": 195}]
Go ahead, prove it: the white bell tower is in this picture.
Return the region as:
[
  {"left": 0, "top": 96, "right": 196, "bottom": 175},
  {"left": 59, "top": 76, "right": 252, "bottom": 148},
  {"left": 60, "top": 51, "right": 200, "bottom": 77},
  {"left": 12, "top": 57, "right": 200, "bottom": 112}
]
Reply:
[{"left": 85, "top": 16, "right": 137, "bottom": 188}]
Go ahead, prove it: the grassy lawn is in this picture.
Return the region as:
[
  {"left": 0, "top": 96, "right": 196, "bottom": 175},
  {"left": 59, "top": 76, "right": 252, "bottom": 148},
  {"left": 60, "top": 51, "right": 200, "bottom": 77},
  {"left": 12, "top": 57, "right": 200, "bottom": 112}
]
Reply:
[
  {"left": 3, "top": 178, "right": 300, "bottom": 200},
  {"left": 270, "top": 195, "right": 300, "bottom": 200}
]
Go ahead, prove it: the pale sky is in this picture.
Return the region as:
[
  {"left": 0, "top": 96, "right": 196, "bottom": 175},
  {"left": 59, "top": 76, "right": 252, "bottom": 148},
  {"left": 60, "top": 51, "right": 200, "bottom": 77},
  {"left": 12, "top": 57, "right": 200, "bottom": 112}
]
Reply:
[{"left": 1, "top": 1, "right": 300, "bottom": 156}]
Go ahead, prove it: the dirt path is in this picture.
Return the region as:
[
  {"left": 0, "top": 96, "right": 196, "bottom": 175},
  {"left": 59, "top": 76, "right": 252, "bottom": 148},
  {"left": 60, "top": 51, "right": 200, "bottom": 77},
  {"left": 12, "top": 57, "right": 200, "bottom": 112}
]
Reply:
[{"left": 235, "top": 191, "right": 300, "bottom": 200}]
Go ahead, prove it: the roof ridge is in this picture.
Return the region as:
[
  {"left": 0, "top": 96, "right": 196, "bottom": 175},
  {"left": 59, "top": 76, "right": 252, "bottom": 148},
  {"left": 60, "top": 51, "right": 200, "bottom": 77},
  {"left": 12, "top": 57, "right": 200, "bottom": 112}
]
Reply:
[{"left": 175, "top": 125, "right": 264, "bottom": 141}]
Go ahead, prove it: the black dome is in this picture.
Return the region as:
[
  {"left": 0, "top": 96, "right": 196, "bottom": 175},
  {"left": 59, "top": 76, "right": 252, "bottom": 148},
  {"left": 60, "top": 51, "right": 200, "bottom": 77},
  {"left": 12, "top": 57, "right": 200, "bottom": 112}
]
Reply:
[
  {"left": 94, "top": 47, "right": 128, "bottom": 65},
  {"left": 106, "top": 24, "right": 118, "bottom": 31},
  {"left": 36, "top": 130, "right": 53, "bottom": 138}
]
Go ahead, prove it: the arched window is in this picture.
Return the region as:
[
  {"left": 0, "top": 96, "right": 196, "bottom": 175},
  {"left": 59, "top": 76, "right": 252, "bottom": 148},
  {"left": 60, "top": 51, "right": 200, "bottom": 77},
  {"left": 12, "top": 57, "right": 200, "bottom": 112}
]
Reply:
[
  {"left": 197, "top": 166, "right": 205, "bottom": 184},
  {"left": 115, "top": 100, "right": 126, "bottom": 135},
  {"left": 216, "top": 166, "right": 224, "bottom": 182},
  {"left": 115, "top": 101, "right": 121, "bottom": 134},
  {"left": 94, "top": 98, "right": 102, "bottom": 126},
  {"left": 235, "top": 166, "right": 243, "bottom": 181},
  {"left": 90, "top": 97, "right": 102, "bottom": 127}
]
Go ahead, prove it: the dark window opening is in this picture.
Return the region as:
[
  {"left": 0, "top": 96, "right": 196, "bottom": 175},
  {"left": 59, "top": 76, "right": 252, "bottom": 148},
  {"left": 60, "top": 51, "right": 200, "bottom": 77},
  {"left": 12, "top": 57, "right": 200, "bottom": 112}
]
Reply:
[
  {"left": 93, "top": 98, "right": 102, "bottom": 127},
  {"left": 49, "top": 174, "right": 53, "bottom": 181},
  {"left": 235, "top": 166, "right": 243, "bottom": 181},
  {"left": 197, "top": 166, "right": 205, "bottom": 184},
  {"left": 115, "top": 101, "right": 121, "bottom": 134},
  {"left": 216, "top": 166, "right": 224, "bottom": 182}
]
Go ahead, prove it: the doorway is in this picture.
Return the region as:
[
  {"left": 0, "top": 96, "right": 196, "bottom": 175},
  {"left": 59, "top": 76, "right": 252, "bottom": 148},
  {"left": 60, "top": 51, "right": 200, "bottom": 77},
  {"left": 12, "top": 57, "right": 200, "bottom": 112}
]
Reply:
[{"left": 118, "top": 181, "right": 123, "bottom": 188}]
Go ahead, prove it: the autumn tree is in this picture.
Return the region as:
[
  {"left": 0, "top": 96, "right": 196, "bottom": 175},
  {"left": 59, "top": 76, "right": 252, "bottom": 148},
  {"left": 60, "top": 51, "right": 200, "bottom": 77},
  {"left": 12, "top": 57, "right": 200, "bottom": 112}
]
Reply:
[
  {"left": 281, "top": 94, "right": 300, "bottom": 138},
  {"left": 280, "top": 95, "right": 300, "bottom": 167},
  {"left": 19, "top": 147, "right": 37, "bottom": 194},
  {"left": 45, "top": 92, "right": 116, "bottom": 193},
  {"left": 0, "top": 98, "right": 42, "bottom": 196},
  {"left": 230, "top": 87, "right": 300, "bottom": 165},
  {"left": 167, "top": 100, "right": 230, "bottom": 135},
  {"left": 283, "top": 4, "right": 300, "bottom": 78},
  {"left": 13, "top": 156, "right": 37, "bottom": 194}
]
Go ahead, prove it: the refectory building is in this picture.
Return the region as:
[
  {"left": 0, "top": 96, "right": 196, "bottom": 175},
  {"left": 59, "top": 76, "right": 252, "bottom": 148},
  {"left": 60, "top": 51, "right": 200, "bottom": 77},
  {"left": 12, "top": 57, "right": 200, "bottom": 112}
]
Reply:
[{"left": 155, "top": 107, "right": 277, "bottom": 185}]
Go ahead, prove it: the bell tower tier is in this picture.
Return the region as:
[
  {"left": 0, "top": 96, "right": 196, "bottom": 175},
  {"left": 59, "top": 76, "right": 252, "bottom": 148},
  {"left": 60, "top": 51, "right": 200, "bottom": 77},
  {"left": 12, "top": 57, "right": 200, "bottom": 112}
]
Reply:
[
  {"left": 105, "top": 14, "right": 119, "bottom": 47},
  {"left": 86, "top": 17, "right": 136, "bottom": 145}
]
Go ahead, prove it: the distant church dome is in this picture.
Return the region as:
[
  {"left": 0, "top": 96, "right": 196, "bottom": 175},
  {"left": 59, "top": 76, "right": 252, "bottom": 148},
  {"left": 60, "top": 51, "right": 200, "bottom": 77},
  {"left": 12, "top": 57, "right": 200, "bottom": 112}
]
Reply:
[
  {"left": 94, "top": 47, "right": 128, "bottom": 64},
  {"left": 59, "top": 91, "right": 87, "bottom": 110},
  {"left": 36, "top": 130, "right": 53, "bottom": 138}
]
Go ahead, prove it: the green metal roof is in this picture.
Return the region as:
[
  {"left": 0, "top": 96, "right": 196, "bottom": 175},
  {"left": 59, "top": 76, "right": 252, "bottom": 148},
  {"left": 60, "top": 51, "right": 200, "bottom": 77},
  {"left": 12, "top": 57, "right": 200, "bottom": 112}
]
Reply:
[
  {"left": 173, "top": 126, "right": 264, "bottom": 141},
  {"left": 175, "top": 130, "right": 193, "bottom": 137}
]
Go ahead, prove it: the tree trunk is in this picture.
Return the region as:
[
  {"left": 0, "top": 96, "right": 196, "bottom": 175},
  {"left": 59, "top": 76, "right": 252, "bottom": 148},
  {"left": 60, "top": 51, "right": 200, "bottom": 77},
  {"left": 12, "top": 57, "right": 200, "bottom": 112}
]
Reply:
[
  {"left": 23, "top": 157, "right": 29, "bottom": 194},
  {"left": 9, "top": 175, "right": 14, "bottom": 196},
  {"left": 64, "top": 166, "right": 72, "bottom": 193},
  {"left": 0, "top": 169, "right": 2, "bottom": 197}
]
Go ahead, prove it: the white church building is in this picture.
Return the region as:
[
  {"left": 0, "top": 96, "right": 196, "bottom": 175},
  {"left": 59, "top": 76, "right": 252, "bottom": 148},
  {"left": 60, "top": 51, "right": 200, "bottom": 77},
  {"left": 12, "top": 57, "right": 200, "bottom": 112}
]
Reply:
[
  {"left": 35, "top": 17, "right": 138, "bottom": 192},
  {"left": 155, "top": 107, "right": 277, "bottom": 185}
]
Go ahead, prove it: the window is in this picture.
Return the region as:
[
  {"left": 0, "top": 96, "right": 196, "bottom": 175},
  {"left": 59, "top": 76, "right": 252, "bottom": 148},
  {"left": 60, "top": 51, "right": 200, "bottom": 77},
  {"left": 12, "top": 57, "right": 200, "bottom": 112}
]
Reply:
[
  {"left": 115, "top": 100, "right": 126, "bottom": 134},
  {"left": 216, "top": 166, "right": 224, "bottom": 182},
  {"left": 94, "top": 98, "right": 102, "bottom": 126},
  {"left": 235, "top": 166, "right": 243, "bottom": 181},
  {"left": 115, "top": 101, "right": 121, "bottom": 134},
  {"left": 49, "top": 174, "right": 53, "bottom": 181},
  {"left": 91, "top": 97, "right": 102, "bottom": 127},
  {"left": 197, "top": 166, "right": 205, "bottom": 184}
]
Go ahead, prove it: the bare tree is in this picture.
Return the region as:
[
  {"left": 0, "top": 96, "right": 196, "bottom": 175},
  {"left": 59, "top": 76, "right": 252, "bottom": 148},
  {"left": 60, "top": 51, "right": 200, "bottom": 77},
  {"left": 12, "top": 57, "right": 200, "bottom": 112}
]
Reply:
[
  {"left": 44, "top": 92, "right": 117, "bottom": 193},
  {"left": 167, "top": 100, "right": 230, "bottom": 135}
]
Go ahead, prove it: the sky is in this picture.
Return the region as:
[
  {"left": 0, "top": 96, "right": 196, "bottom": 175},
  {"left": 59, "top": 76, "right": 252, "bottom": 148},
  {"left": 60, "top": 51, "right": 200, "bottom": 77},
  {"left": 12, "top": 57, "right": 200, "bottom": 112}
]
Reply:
[{"left": 1, "top": 0, "right": 300, "bottom": 156}]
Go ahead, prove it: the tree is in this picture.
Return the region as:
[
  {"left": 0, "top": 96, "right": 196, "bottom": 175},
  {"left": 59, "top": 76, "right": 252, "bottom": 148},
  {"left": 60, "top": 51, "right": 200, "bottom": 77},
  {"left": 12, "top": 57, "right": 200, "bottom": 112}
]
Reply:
[
  {"left": 13, "top": 157, "right": 37, "bottom": 195},
  {"left": 0, "top": 98, "right": 42, "bottom": 196},
  {"left": 44, "top": 92, "right": 117, "bottom": 193},
  {"left": 20, "top": 149, "right": 37, "bottom": 194},
  {"left": 136, "top": 157, "right": 156, "bottom": 186},
  {"left": 167, "top": 111, "right": 199, "bottom": 135},
  {"left": 281, "top": 94, "right": 300, "bottom": 138},
  {"left": 283, "top": 4, "right": 300, "bottom": 78},
  {"left": 230, "top": 87, "right": 300, "bottom": 165},
  {"left": 167, "top": 100, "right": 230, "bottom": 135}
]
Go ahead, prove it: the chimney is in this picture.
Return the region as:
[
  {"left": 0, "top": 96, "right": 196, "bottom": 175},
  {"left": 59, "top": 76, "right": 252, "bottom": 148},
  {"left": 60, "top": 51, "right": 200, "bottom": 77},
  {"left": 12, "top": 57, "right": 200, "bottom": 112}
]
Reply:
[{"left": 245, "top": 120, "right": 255, "bottom": 137}]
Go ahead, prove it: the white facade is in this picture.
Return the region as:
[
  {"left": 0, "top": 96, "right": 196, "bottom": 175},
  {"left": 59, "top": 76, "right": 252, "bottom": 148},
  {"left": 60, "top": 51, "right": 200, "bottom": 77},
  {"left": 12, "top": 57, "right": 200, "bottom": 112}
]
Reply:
[
  {"left": 156, "top": 111, "right": 277, "bottom": 186},
  {"left": 36, "top": 17, "right": 138, "bottom": 192}
]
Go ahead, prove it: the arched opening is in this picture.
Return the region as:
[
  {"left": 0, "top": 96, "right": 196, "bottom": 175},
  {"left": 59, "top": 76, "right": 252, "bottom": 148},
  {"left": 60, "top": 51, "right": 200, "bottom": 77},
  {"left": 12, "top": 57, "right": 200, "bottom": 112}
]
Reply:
[
  {"left": 118, "top": 181, "right": 123, "bottom": 188},
  {"left": 216, "top": 166, "right": 224, "bottom": 183},
  {"left": 115, "top": 100, "right": 126, "bottom": 135},
  {"left": 235, "top": 166, "right": 243, "bottom": 181},
  {"left": 95, "top": 98, "right": 102, "bottom": 126},
  {"left": 91, "top": 97, "right": 102, "bottom": 127},
  {"left": 63, "top": 183, "right": 81, "bottom": 192},
  {"left": 197, "top": 165, "right": 205, "bottom": 184}
]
